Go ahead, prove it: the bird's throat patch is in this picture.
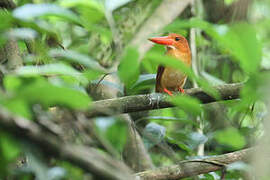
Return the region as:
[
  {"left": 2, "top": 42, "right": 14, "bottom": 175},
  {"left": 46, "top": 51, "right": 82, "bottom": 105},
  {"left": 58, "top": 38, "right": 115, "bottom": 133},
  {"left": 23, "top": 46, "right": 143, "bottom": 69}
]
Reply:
[{"left": 166, "top": 45, "right": 176, "bottom": 50}]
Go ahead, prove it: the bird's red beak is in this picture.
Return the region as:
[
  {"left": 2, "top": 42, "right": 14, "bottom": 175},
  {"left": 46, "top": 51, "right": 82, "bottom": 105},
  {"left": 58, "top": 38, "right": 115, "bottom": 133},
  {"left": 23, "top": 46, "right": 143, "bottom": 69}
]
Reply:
[{"left": 148, "top": 36, "right": 174, "bottom": 45}]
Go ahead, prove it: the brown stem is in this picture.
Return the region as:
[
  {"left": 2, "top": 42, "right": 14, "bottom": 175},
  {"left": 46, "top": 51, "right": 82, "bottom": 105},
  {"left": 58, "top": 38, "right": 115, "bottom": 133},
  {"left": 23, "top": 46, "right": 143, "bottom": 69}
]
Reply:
[{"left": 135, "top": 148, "right": 253, "bottom": 180}]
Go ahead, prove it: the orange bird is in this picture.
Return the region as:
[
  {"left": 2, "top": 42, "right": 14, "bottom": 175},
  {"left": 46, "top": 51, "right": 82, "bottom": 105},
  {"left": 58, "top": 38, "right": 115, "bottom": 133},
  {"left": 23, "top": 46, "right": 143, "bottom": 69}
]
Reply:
[{"left": 149, "top": 33, "right": 191, "bottom": 96}]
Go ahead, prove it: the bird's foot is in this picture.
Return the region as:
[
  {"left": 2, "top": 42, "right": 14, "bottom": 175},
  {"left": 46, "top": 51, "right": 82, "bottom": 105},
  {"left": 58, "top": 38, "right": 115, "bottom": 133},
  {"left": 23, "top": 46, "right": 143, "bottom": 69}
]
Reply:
[
  {"left": 178, "top": 87, "right": 185, "bottom": 93},
  {"left": 163, "top": 88, "right": 173, "bottom": 96}
]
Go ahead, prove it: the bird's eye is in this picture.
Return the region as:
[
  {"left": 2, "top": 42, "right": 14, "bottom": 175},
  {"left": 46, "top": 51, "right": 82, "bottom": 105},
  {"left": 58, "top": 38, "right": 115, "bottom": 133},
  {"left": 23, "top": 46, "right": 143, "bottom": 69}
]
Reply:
[{"left": 175, "top": 37, "right": 180, "bottom": 41}]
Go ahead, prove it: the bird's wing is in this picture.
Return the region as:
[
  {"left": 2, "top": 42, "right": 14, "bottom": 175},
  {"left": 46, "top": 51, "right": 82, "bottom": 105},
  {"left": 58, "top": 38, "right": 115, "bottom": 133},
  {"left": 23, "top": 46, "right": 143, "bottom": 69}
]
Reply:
[{"left": 155, "top": 65, "right": 164, "bottom": 92}]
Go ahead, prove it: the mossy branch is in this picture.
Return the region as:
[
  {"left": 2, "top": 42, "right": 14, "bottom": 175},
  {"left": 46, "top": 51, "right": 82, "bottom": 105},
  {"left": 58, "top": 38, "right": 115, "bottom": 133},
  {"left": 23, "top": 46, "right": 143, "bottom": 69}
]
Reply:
[
  {"left": 87, "top": 83, "right": 243, "bottom": 118},
  {"left": 135, "top": 148, "right": 253, "bottom": 180}
]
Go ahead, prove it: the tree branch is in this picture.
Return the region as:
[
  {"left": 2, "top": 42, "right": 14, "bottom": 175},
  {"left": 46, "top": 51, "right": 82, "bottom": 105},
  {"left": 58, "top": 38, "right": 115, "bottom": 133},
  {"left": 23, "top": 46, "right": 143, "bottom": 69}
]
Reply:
[
  {"left": 0, "top": 108, "right": 133, "bottom": 180},
  {"left": 0, "top": 0, "right": 16, "bottom": 9},
  {"left": 87, "top": 83, "right": 243, "bottom": 117},
  {"left": 135, "top": 148, "right": 253, "bottom": 180},
  {"left": 88, "top": 75, "right": 154, "bottom": 171},
  {"left": 123, "top": 114, "right": 154, "bottom": 172},
  {"left": 129, "top": 0, "right": 192, "bottom": 57}
]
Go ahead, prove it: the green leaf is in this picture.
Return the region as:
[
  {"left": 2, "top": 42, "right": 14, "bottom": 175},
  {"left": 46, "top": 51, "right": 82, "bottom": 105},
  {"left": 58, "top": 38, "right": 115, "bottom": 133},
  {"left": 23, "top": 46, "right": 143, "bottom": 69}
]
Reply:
[
  {"left": 6, "top": 28, "right": 37, "bottom": 40},
  {"left": 0, "top": 10, "right": 13, "bottom": 46},
  {"left": 129, "top": 74, "right": 156, "bottom": 93},
  {"left": 49, "top": 49, "right": 107, "bottom": 72},
  {"left": 21, "top": 78, "right": 91, "bottom": 109},
  {"left": 57, "top": 161, "right": 84, "bottom": 180},
  {"left": 197, "top": 78, "right": 220, "bottom": 100},
  {"left": 4, "top": 76, "right": 91, "bottom": 110},
  {"left": 233, "top": 73, "right": 266, "bottom": 112},
  {"left": 2, "top": 99, "right": 32, "bottom": 119},
  {"left": 166, "top": 136, "right": 192, "bottom": 153},
  {"left": 95, "top": 117, "right": 126, "bottom": 153},
  {"left": 169, "top": 95, "right": 203, "bottom": 116},
  {"left": 201, "top": 71, "right": 225, "bottom": 85},
  {"left": 143, "top": 122, "right": 166, "bottom": 149},
  {"left": 118, "top": 47, "right": 140, "bottom": 89},
  {"left": 225, "top": 0, "right": 237, "bottom": 5},
  {"left": 16, "top": 63, "right": 79, "bottom": 76},
  {"left": 83, "top": 70, "right": 104, "bottom": 81},
  {"left": 13, "top": 3, "right": 81, "bottom": 25},
  {"left": 105, "top": 0, "right": 132, "bottom": 12},
  {"left": 15, "top": 63, "right": 87, "bottom": 84},
  {"left": 221, "top": 23, "right": 262, "bottom": 74},
  {"left": 0, "top": 10, "right": 13, "bottom": 30},
  {"left": 201, "top": 173, "right": 216, "bottom": 180},
  {"left": 175, "top": 141, "right": 192, "bottom": 153},
  {"left": 103, "top": 119, "right": 127, "bottom": 152},
  {"left": 0, "top": 132, "right": 21, "bottom": 161},
  {"left": 16, "top": 19, "right": 60, "bottom": 42},
  {"left": 214, "top": 127, "right": 246, "bottom": 150},
  {"left": 188, "top": 132, "right": 208, "bottom": 149},
  {"left": 145, "top": 52, "right": 193, "bottom": 77},
  {"left": 0, "top": 132, "right": 20, "bottom": 177},
  {"left": 227, "top": 162, "right": 250, "bottom": 171},
  {"left": 61, "top": 0, "right": 104, "bottom": 26},
  {"left": 47, "top": 167, "right": 66, "bottom": 180},
  {"left": 4, "top": 75, "right": 22, "bottom": 92},
  {"left": 165, "top": 18, "right": 217, "bottom": 38},
  {"left": 139, "top": 116, "right": 198, "bottom": 126}
]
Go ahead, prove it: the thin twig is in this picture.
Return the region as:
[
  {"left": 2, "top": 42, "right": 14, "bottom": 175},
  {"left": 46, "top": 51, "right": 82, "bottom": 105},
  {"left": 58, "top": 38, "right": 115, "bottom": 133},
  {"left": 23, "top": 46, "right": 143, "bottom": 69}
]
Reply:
[{"left": 94, "top": 72, "right": 113, "bottom": 91}]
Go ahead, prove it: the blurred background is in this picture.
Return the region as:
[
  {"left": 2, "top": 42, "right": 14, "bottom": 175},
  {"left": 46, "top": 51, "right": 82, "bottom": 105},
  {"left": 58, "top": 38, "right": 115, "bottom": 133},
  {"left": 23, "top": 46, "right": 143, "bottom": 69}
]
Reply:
[{"left": 0, "top": 0, "right": 270, "bottom": 179}]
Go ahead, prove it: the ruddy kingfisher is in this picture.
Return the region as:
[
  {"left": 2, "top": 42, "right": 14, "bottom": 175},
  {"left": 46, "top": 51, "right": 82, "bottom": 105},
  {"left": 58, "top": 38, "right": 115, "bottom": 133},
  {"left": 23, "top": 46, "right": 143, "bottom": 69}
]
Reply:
[{"left": 149, "top": 33, "right": 191, "bottom": 96}]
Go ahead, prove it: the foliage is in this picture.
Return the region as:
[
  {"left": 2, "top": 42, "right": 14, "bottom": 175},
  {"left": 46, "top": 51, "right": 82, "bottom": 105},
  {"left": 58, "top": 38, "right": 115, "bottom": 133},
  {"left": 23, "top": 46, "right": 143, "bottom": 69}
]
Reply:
[{"left": 0, "top": 0, "right": 269, "bottom": 179}]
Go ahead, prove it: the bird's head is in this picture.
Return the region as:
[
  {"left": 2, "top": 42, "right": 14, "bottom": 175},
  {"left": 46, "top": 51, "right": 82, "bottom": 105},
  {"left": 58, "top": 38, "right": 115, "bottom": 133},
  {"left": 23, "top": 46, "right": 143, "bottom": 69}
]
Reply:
[{"left": 149, "top": 33, "right": 190, "bottom": 52}]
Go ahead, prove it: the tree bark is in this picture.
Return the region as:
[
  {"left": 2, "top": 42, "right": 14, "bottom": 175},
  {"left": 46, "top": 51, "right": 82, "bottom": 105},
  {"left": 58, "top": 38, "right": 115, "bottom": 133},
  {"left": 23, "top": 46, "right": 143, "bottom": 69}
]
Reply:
[
  {"left": 135, "top": 148, "right": 253, "bottom": 180},
  {"left": 88, "top": 74, "right": 154, "bottom": 172},
  {"left": 129, "top": 0, "right": 192, "bottom": 58},
  {"left": 123, "top": 114, "right": 154, "bottom": 172},
  {"left": 0, "top": 107, "right": 134, "bottom": 180},
  {"left": 87, "top": 83, "right": 243, "bottom": 117}
]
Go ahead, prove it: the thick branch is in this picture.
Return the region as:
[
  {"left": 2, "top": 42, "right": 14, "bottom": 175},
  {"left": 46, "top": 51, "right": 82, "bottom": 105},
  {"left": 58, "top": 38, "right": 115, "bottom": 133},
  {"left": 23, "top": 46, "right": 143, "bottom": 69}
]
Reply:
[
  {"left": 135, "top": 148, "right": 253, "bottom": 180},
  {"left": 130, "top": 0, "right": 192, "bottom": 57},
  {"left": 0, "top": 108, "right": 133, "bottom": 180},
  {"left": 89, "top": 75, "right": 154, "bottom": 171},
  {"left": 0, "top": 0, "right": 23, "bottom": 70},
  {"left": 87, "top": 83, "right": 243, "bottom": 117},
  {"left": 0, "top": 0, "right": 16, "bottom": 9},
  {"left": 123, "top": 114, "right": 154, "bottom": 171}
]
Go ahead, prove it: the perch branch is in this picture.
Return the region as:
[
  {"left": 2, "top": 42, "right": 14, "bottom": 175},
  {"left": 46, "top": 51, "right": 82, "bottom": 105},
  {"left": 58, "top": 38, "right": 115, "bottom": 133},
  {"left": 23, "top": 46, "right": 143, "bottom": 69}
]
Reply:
[
  {"left": 0, "top": 108, "right": 133, "bottom": 180},
  {"left": 87, "top": 83, "right": 243, "bottom": 117},
  {"left": 135, "top": 148, "right": 253, "bottom": 180}
]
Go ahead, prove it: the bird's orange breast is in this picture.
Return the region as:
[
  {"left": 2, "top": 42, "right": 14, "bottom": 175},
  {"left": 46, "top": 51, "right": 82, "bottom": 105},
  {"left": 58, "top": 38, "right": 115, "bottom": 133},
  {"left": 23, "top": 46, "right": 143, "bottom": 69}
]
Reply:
[{"left": 158, "top": 47, "right": 191, "bottom": 91}]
